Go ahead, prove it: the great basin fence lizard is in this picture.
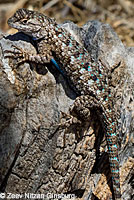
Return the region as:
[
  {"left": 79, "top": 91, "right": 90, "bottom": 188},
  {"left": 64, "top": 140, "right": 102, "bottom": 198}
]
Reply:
[{"left": 6, "top": 9, "right": 121, "bottom": 200}]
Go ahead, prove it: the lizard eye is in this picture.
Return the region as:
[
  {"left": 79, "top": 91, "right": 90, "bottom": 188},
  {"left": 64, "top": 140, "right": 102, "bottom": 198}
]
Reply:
[{"left": 21, "top": 19, "right": 28, "bottom": 23}]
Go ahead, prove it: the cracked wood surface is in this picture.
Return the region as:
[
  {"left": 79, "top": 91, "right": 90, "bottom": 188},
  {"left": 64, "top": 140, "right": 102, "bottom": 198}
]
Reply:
[{"left": 0, "top": 21, "right": 133, "bottom": 200}]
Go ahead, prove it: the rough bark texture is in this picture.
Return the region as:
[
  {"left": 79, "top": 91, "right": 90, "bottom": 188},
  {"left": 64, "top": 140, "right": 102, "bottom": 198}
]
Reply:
[{"left": 0, "top": 21, "right": 133, "bottom": 200}]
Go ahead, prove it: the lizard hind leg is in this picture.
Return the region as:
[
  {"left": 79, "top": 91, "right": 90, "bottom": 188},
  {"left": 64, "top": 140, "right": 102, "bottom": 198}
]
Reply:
[
  {"left": 59, "top": 95, "right": 102, "bottom": 146},
  {"left": 59, "top": 95, "right": 101, "bottom": 128},
  {"left": 69, "top": 95, "right": 102, "bottom": 121}
]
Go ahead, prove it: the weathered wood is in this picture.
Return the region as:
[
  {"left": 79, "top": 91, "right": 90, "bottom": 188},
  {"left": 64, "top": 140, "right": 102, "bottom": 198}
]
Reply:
[{"left": 0, "top": 20, "right": 133, "bottom": 200}]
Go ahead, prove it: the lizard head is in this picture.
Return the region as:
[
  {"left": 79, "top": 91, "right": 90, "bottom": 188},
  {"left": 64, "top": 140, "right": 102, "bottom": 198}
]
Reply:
[{"left": 8, "top": 8, "right": 57, "bottom": 39}]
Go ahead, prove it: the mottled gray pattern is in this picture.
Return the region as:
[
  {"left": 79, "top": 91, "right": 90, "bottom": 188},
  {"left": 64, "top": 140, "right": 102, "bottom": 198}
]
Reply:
[{"left": 7, "top": 8, "right": 121, "bottom": 199}]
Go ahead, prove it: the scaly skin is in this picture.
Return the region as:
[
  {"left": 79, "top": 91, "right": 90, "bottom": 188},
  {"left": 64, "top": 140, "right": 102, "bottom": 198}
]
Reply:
[{"left": 7, "top": 9, "right": 121, "bottom": 199}]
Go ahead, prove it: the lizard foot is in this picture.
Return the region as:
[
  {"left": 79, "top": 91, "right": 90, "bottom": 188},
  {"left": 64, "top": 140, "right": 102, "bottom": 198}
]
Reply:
[{"left": 58, "top": 111, "right": 81, "bottom": 128}]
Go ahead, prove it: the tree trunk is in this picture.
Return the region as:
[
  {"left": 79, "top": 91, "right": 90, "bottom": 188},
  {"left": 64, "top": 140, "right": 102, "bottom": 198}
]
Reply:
[{"left": 0, "top": 21, "right": 133, "bottom": 200}]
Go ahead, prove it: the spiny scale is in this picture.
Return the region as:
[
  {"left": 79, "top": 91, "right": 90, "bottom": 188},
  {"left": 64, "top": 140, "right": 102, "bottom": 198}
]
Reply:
[{"left": 7, "top": 8, "right": 121, "bottom": 199}]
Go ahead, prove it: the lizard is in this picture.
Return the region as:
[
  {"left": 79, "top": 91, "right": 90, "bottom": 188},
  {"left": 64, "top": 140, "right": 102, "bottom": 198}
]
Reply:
[{"left": 6, "top": 8, "right": 121, "bottom": 200}]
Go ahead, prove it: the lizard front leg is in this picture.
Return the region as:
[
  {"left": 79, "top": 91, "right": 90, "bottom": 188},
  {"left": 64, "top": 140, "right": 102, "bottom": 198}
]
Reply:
[{"left": 4, "top": 45, "right": 53, "bottom": 65}]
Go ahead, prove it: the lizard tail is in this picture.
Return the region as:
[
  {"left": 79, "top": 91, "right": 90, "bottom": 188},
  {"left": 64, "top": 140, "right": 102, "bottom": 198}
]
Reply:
[{"left": 106, "top": 127, "right": 121, "bottom": 200}]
